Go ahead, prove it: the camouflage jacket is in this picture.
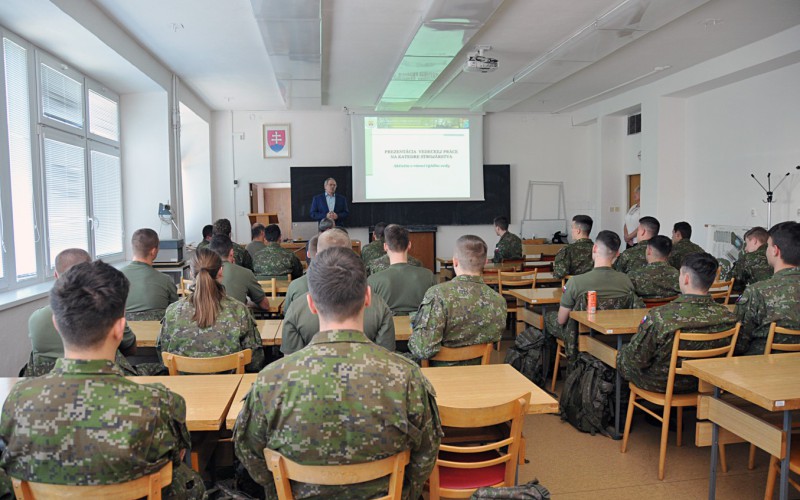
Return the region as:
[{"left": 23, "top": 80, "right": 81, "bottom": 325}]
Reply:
[
  {"left": 618, "top": 295, "right": 737, "bottom": 393},
  {"left": 233, "top": 330, "right": 442, "bottom": 500},
  {"left": 731, "top": 244, "right": 773, "bottom": 293},
  {"left": 409, "top": 275, "right": 506, "bottom": 365},
  {"left": 0, "top": 359, "right": 204, "bottom": 499},
  {"left": 158, "top": 296, "right": 265, "bottom": 372},
  {"left": 493, "top": 231, "right": 523, "bottom": 263},
  {"left": 629, "top": 261, "right": 680, "bottom": 299},
  {"left": 282, "top": 275, "right": 309, "bottom": 312},
  {"left": 233, "top": 241, "right": 254, "bottom": 271},
  {"left": 367, "top": 253, "right": 423, "bottom": 276},
  {"left": 361, "top": 237, "right": 386, "bottom": 267},
  {"left": 613, "top": 240, "right": 648, "bottom": 274},
  {"left": 552, "top": 238, "right": 593, "bottom": 279},
  {"left": 667, "top": 239, "right": 705, "bottom": 269},
  {"left": 735, "top": 267, "right": 800, "bottom": 355},
  {"left": 252, "top": 243, "right": 302, "bottom": 280}
]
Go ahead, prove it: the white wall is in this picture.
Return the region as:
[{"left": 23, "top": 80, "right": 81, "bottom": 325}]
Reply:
[{"left": 180, "top": 102, "right": 212, "bottom": 246}]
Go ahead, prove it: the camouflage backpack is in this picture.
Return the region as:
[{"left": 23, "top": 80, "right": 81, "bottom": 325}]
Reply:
[
  {"left": 470, "top": 479, "right": 551, "bottom": 499},
  {"left": 504, "top": 326, "right": 552, "bottom": 389},
  {"left": 559, "top": 353, "right": 615, "bottom": 436}
]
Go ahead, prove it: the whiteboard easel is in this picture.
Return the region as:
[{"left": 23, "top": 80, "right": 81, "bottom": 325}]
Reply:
[{"left": 519, "top": 181, "right": 568, "bottom": 239}]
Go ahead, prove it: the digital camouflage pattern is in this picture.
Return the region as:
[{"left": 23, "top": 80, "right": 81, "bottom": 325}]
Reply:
[
  {"left": 734, "top": 267, "right": 800, "bottom": 355},
  {"left": 233, "top": 241, "right": 254, "bottom": 271},
  {"left": 0, "top": 468, "right": 10, "bottom": 500},
  {"left": 368, "top": 262, "right": 437, "bottom": 315},
  {"left": 618, "top": 295, "right": 737, "bottom": 393},
  {"left": 628, "top": 261, "right": 680, "bottom": 299},
  {"left": 282, "top": 274, "right": 308, "bottom": 312},
  {"left": 280, "top": 293, "right": 396, "bottom": 355},
  {"left": 493, "top": 231, "right": 523, "bottom": 263},
  {"left": 245, "top": 240, "right": 267, "bottom": 260},
  {"left": 367, "top": 253, "right": 423, "bottom": 276},
  {"left": 158, "top": 295, "right": 265, "bottom": 372},
  {"left": 613, "top": 240, "right": 648, "bottom": 274},
  {"left": 731, "top": 244, "right": 773, "bottom": 293},
  {"left": 409, "top": 275, "right": 506, "bottom": 365},
  {"left": 0, "top": 359, "right": 204, "bottom": 499},
  {"left": 126, "top": 310, "right": 168, "bottom": 321},
  {"left": 360, "top": 237, "right": 386, "bottom": 267},
  {"left": 252, "top": 243, "right": 302, "bottom": 280},
  {"left": 233, "top": 330, "right": 442, "bottom": 500},
  {"left": 552, "top": 238, "right": 593, "bottom": 279},
  {"left": 667, "top": 239, "right": 705, "bottom": 270}
]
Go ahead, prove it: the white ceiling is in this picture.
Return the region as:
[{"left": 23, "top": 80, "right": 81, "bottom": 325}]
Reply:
[{"left": 0, "top": 0, "right": 798, "bottom": 113}]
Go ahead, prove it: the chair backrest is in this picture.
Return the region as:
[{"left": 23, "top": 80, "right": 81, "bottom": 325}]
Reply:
[
  {"left": 161, "top": 349, "right": 252, "bottom": 375},
  {"left": 497, "top": 269, "right": 537, "bottom": 295},
  {"left": 708, "top": 279, "right": 734, "bottom": 305},
  {"left": 179, "top": 278, "right": 194, "bottom": 296},
  {"left": 12, "top": 461, "right": 172, "bottom": 499},
  {"left": 500, "top": 259, "right": 525, "bottom": 272},
  {"left": 259, "top": 274, "right": 292, "bottom": 299},
  {"left": 560, "top": 274, "right": 575, "bottom": 288},
  {"left": 642, "top": 296, "right": 679, "bottom": 308},
  {"left": 420, "top": 343, "right": 493, "bottom": 368},
  {"left": 437, "top": 394, "right": 530, "bottom": 488},
  {"left": 666, "top": 323, "right": 740, "bottom": 398},
  {"left": 264, "top": 448, "right": 410, "bottom": 500},
  {"left": 765, "top": 322, "right": 800, "bottom": 353}
]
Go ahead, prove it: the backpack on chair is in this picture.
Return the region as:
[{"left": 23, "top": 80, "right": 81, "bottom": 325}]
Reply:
[{"left": 504, "top": 326, "right": 552, "bottom": 389}]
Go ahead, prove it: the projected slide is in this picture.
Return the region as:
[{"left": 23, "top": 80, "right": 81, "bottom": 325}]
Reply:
[{"left": 364, "top": 116, "right": 471, "bottom": 200}]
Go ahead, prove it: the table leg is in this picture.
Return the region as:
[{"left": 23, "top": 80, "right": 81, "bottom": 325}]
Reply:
[
  {"left": 779, "top": 409, "right": 792, "bottom": 500},
  {"left": 709, "top": 386, "right": 720, "bottom": 500},
  {"left": 613, "top": 335, "right": 623, "bottom": 440}
]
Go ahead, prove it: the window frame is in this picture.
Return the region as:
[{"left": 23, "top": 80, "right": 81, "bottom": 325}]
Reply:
[{"left": 85, "top": 77, "right": 120, "bottom": 147}]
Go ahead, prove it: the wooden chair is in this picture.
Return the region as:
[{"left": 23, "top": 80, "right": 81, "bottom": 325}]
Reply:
[
  {"left": 161, "top": 349, "right": 252, "bottom": 375},
  {"left": 497, "top": 270, "right": 538, "bottom": 333},
  {"left": 621, "top": 323, "right": 740, "bottom": 480},
  {"left": 259, "top": 274, "right": 292, "bottom": 299},
  {"left": 178, "top": 278, "right": 194, "bottom": 296},
  {"left": 642, "top": 296, "right": 679, "bottom": 308},
  {"left": 708, "top": 278, "right": 735, "bottom": 305},
  {"left": 500, "top": 259, "right": 525, "bottom": 272},
  {"left": 264, "top": 448, "right": 410, "bottom": 500},
  {"left": 420, "top": 343, "right": 493, "bottom": 368},
  {"left": 559, "top": 274, "right": 574, "bottom": 289},
  {"left": 12, "top": 461, "right": 172, "bottom": 499},
  {"left": 428, "top": 394, "right": 529, "bottom": 499},
  {"left": 550, "top": 339, "right": 566, "bottom": 393},
  {"left": 764, "top": 432, "right": 800, "bottom": 499}
]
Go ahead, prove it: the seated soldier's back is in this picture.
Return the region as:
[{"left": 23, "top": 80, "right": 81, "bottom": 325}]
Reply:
[
  {"left": 121, "top": 261, "right": 177, "bottom": 316},
  {"left": 368, "top": 263, "right": 436, "bottom": 315},
  {"left": 563, "top": 266, "right": 635, "bottom": 307}
]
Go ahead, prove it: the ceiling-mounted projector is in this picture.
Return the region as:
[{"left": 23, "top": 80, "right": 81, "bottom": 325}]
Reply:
[{"left": 465, "top": 45, "right": 498, "bottom": 73}]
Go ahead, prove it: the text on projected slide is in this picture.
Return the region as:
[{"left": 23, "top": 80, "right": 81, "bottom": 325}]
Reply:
[{"left": 364, "top": 116, "right": 471, "bottom": 200}]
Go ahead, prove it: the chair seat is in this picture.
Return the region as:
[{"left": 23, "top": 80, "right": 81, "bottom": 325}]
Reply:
[
  {"left": 438, "top": 451, "right": 506, "bottom": 490},
  {"left": 631, "top": 384, "right": 698, "bottom": 407}
]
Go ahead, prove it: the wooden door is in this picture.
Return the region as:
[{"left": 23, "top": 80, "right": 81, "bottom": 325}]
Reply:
[
  {"left": 249, "top": 183, "right": 259, "bottom": 213},
  {"left": 263, "top": 188, "right": 292, "bottom": 239},
  {"left": 628, "top": 174, "right": 640, "bottom": 209}
]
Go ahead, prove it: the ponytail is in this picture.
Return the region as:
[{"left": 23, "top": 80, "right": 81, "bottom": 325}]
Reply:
[{"left": 189, "top": 248, "right": 226, "bottom": 328}]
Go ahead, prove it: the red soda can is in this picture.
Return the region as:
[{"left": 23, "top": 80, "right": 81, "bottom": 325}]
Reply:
[{"left": 587, "top": 291, "right": 597, "bottom": 314}]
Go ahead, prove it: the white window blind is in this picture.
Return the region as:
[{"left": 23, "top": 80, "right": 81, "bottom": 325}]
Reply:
[
  {"left": 88, "top": 89, "right": 119, "bottom": 142},
  {"left": 4, "top": 38, "right": 37, "bottom": 280},
  {"left": 40, "top": 62, "right": 83, "bottom": 129},
  {"left": 43, "top": 136, "right": 87, "bottom": 268},
  {"left": 90, "top": 149, "right": 122, "bottom": 257}
]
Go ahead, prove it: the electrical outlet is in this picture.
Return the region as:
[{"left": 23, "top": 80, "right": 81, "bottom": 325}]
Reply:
[{"left": 750, "top": 209, "right": 757, "bottom": 217}]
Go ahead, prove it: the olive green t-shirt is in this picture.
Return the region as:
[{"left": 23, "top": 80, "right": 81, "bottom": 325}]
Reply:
[
  {"left": 368, "top": 263, "right": 437, "bottom": 316},
  {"left": 221, "top": 261, "right": 265, "bottom": 305},
  {"left": 561, "top": 266, "right": 635, "bottom": 309},
  {"left": 246, "top": 240, "right": 267, "bottom": 260},
  {"left": 121, "top": 261, "right": 178, "bottom": 315}
]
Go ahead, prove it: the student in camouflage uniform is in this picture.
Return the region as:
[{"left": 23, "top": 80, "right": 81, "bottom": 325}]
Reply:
[
  {"left": 668, "top": 221, "right": 705, "bottom": 269},
  {"left": 121, "top": 228, "right": 179, "bottom": 321},
  {"left": 158, "top": 248, "right": 265, "bottom": 372},
  {"left": 246, "top": 223, "right": 267, "bottom": 260},
  {"left": 209, "top": 234, "right": 272, "bottom": 311},
  {"left": 552, "top": 215, "right": 594, "bottom": 279},
  {"left": 369, "top": 224, "right": 437, "bottom": 315},
  {"left": 735, "top": 221, "right": 800, "bottom": 355},
  {"left": 196, "top": 224, "right": 213, "bottom": 250},
  {"left": 0, "top": 260, "right": 204, "bottom": 499},
  {"left": 252, "top": 224, "right": 303, "bottom": 279},
  {"left": 367, "top": 252, "right": 424, "bottom": 276},
  {"left": 730, "top": 226, "right": 773, "bottom": 293},
  {"left": 213, "top": 218, "right": 253, "bottom": 270},
  {"left": 614, "top": 216, "right": 660, "bottom": 274},
  {"left": 492, "top": 215, "right": 523, "bottom": 263},
  {"left": 629, "top": 235, "right": 681, "bottom": 299},
  {"left": 619, "top": 252, "right": 738, "bottom": 394},
  {"left": 409, "top": 235, "right": 506, "bottom": 365},
  {"left": 234, "top": 247, "right": 441, "bottom": 499},
  {"left": 361, "top": 221, "right": 388, "bottom": 267}
]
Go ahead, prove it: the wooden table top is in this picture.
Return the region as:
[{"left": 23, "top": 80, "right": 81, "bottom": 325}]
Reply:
[
  {"left": 421, "top": 364, "right": 559, "bottom": 415},
  {"left": 131, "top": 319, "right": 282, "bottom": 347},
  {"left": 226, "top": 373, "right": 258, "bottom": 429},
  {"left": 569, "top": 309, "right": 647, "bottom": 335},
  {"left": 483, "top": 271, "right": 558, "bottom": 285},
  {"left": 683, "top": 353, "right": 800, "bottom": 412},
  {"left": 508, "top": 288, "right": 563, "bottom": 305},
  {"left": 394, "top": 315, "right": 412, "bottom": 341}
]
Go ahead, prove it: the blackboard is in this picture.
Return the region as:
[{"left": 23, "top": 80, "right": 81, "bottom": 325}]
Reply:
[{"left": 290, "top": 165, "right": 510, "bottom": 227}]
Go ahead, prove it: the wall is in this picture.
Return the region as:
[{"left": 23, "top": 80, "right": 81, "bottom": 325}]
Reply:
[
  {"left": 180, "top": 102, "right": 212, "bottom": 246},
  {"left": 0, "top": 296, "right": 47, "bottom": 376}
]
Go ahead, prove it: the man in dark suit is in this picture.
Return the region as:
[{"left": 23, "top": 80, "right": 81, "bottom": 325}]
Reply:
[{"left": 310, "top": 177, "right": 349, "bottom": 225}]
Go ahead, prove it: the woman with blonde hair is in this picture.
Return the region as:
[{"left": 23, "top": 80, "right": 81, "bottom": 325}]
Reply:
[{"left": 157, "top": 248, "right": 264, "bottom": 371}]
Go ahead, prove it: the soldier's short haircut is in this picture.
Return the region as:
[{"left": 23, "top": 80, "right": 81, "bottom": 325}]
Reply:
[
  {"left": 264, "top": 224, "right": 282, "bottom": 242},
  {"left": 373, "top": 222, "right": 387, "bottom": 239},
  {"left": 131, "top": 228, "right": 159, "bottom": 259},
  {"left": 317, "top": 228, "right": 350, "bottom": 253},
  {"left": 213, "top": 218, "right": 232, "bottom": 236},
  {"left": 208, "top": 234, "right": 233, "bottom": 260},
  {"left": 673, "top": 221, "right": 692, "bottom": 239},
  {"left": 54, "top": 248, "right": 91, "bottom": 275},
  {"left": 251, "top": 223, "right": 265, "bottom": 240},
  {"left": 51, "top": 260, "right": 129, "bottom": 348},
  {"left": 769, "top": 221, "right": 800, "bottom": 266},
  {"left": 648, "top": 235, "right": 673, "bottom": 259},
  {"left": 308, "top": 235, "right": 319, "bottom": 259},
  {"left": 572, "top": 215, "right": 593, "bottom": 234},
  {"left": 681, "top": 252, "right": 719, "bottom": 290},
  {"left": 455, "top": 235, "right": 487, "bottom": 272},
  {"left": 202, "top": 224, "right": 214, "bottom": 239},
  {"left": 595, "top": 230, "right": 622, "bottom": 255},
  {"left": 318, "top": 217, "right": 335, "bottom": 232},
  {"left": 744, "top": 226, "right": 769, "bottom": 245},
  {"left": 638, "top": 216, "right": 660, "bottom": 235},
  {"left": 384, "top": 224, "right": 409, "bottom": 252},
  {"left": 493, "top": 216, "right": 509, "bottom": 231},
  {"left": 308, "top": 247, "right": 366, "bottom": 321}
]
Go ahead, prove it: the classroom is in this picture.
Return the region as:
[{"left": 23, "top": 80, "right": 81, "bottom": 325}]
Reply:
[{"left": 0, "top": 0, "right": 799, "bottom": 498}]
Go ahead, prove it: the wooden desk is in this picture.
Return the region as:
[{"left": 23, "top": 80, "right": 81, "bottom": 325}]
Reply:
[
  {"left": 483, "top": 271, "right": 559, "bottom": 286},
  {"left": 282, "top": 241, "right": 361, "bottom": 261},
  {"left": 509, "top": 288, "right": 562, "bottom": 334},
  {"left": 226, "top": 373, "right": 258, "bottom": 429},
  {"left": 684, "top": 354, "right": 800, "bottom": 500},
  {"left": 421, "top": 364, "right": 559, "bottom": 415},
  {"left": 394, "top": 315, "right": 412, "bottom": 342},
  {"left": 261, "top": 319, "right": 282, "bottom": 346},
  {"left": 132, "top": 319, "right": 282, "bottom": 347},
  {"left": 522, "top": 244, "right": 565, "bottom": 257}
]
